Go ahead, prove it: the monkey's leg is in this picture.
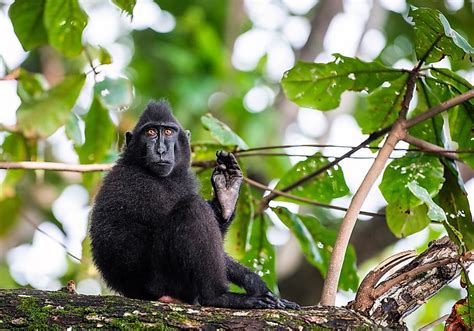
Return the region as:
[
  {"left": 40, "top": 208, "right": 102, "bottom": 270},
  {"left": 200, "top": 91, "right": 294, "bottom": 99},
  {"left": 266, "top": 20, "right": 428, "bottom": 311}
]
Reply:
[{"left": 225, "top": 255, "right": 300, "bottom": 310}]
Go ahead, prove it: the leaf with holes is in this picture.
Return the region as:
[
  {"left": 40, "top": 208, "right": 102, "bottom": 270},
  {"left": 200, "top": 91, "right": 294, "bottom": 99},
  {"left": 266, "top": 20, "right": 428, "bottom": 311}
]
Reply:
[
  {"left": 281, "top": 54, "right": 403, "bottom": 110},
  {"left": 44, "top": 0, "right": 88, "bottom": 57},
  {"left": 273, "top": 207, "right": 358, "bottom": 291},
  {"left": 410, "top": 6, "right": 474, "bottom": 64},
  {"left": 379, "top": 153, "right": 444, "bottom": 209},
  {"left": 17, "top": 74, "right": 86, "bottom": 138},
  {"left": 275, "top": 153, "right": 349, "bottom": 204},
  {"left": 201, "top": 114, "right": 248, "bottom": 149},
  {"left": 9, "top": 0, "right": 48, "bottom": 50}
]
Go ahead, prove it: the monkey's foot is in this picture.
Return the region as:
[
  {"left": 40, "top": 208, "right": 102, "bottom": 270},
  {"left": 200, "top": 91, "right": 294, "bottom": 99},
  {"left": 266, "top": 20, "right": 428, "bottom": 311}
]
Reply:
[{"left": 158, "top": 296, "right": 183, "bottom": 304}]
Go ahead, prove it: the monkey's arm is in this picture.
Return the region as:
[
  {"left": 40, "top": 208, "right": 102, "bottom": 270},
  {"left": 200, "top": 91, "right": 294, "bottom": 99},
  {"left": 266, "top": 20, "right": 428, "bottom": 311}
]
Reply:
[
  {"left": 225, "top": 255, "right": 300, "bottom": 310},
  {"left": 209, "top": 151, "right": 243, "bottom": 233}
]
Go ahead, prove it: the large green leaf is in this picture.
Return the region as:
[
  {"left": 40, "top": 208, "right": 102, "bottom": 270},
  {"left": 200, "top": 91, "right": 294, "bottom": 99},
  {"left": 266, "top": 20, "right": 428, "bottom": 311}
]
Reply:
[
  {"left": 9, "top": 0, "right": 48, "bottom": 50},
  {"left": 17, "top": 74, "right": 86, "bottom": 138},
  {"left": 410, "top": 7, "right": 474, "bottom": 64},
  {"left": 273, "top": 207, "right": 358, "bottom": 291},
  {"left": 65, "top": 113, "right": 83, "bottom": 146},
  {"left": 241, "top": 214, "right": 278, "bottom": 294},
  {"left": 438, "top": 166, "right": 474, "bottom": 250},
  {"left": 275, "top": 153, "right": 349, "bottom": 204},
  {"left": 94, "top": 77, "right": 134, "bottom": 112},
  {"left": 111, "top": 0, "right": 136, "bottom": 16},
  {"left": 224, "top": 183, "right": 253, "bottom": 261},
  {"left": 44, "top": 0, "right": 88, "bottom": 57},
  {"left": 379, "top": 153, "right": 444, "bottom": 209},
  {"left": 281, "top": 54, "right": 403, "bottom": 110},
  {"left": 355, "top": 73, "right": 408, "bottom": 134},
  {"left": 386, "top": 203, "right": 430, "bottom": 238},
  {"left": 78, "top": 95, "right": 116, "bottom": 164},
  {"left": 201, "top": 114, "right": 248, "bottom": 149}
]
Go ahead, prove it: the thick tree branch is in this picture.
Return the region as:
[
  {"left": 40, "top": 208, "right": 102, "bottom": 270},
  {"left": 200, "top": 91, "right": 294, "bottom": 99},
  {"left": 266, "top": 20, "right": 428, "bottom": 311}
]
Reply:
[
  {"left": 0, "top": 289, "right": 377, "bottom": 330},
  {"left": 320, "top": 120, "right": 407, "bottom": 306}
]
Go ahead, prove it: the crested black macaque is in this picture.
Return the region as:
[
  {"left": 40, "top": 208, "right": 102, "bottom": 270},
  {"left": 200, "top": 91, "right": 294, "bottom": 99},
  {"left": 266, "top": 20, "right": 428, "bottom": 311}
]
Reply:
[{"left": 90, "top": 101, "right": 298, "bottom": 309}]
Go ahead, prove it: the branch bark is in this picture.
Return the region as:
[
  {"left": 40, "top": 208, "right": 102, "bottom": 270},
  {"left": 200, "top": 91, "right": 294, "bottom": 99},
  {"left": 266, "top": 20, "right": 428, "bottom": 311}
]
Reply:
[{"left": 0, "top": 289, "right": 376, "bottom": 330}]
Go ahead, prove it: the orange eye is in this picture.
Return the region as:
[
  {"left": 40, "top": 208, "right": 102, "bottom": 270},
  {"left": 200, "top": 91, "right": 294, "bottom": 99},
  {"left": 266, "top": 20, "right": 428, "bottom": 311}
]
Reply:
[
  {"left": 146, "top": 128, "right": 157, "bottom": 137},
  {"left": 163, "top": 128, "right": 173, "bottom": 136}
]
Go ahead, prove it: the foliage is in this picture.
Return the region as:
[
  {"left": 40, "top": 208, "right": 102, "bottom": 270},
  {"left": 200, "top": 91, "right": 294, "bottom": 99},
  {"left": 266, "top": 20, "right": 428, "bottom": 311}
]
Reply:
[{"left": 1, "top": 2, "right": 473, "bottom": 327}]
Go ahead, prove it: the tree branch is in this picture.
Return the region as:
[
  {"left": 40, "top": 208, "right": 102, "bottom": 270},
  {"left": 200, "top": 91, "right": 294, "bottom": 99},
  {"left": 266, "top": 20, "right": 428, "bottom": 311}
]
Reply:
[
  {"left": 404, "top": 134, "right": 460, "bottom": 161},
  {"left": 320, "top": 120, "right": 407, "bottom": 306}
]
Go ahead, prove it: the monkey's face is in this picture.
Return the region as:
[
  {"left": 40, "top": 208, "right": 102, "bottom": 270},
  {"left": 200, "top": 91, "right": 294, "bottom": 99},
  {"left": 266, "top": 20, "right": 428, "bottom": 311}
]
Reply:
[{"left": 128, "top": 122, "right": 181, "bottom": 177}]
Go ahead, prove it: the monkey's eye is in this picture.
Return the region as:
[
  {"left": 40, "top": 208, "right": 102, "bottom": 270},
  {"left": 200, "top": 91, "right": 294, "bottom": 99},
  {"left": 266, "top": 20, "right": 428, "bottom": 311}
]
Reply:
[
  {"left": 145, "top": 128, "right": 158, "bottom": 137},
  {"left": 163, "top": 128, "right": 174, "bottom": 136}
]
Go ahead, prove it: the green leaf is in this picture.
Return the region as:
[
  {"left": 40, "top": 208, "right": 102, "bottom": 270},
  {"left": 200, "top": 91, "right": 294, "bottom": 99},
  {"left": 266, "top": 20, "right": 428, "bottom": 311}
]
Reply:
[
  {"left": 99, "top": 47, "right": 112, "bottom": 65},
  {"left": 273, "top": 207, "right": 358, "bottom": 291},
  {"left": 241, "top": 214, "right": 278, "bottom": 294},
  {"left": 65, "top": 113, "right": 83, "bottom": 146},
  {"left": 275, "top": 153, "right": 349, "bottom": 204},
  {"left": 94, "top": 77, "right": 134, "bottom": 112},
  {"left": 423, "top": 76, "right": 474, "bottom": 168},
  {"left": 407, "top": 80, "right": 444, "bottom": 146},
  {"left": 409, "top": 7, "right": 474, "bottom": 64},
  {"left": 9, "top": 0, "right": 48, "bottom": 50},
  {"left": 111, "top": 0, "right": 136, "bottom": 16},
  {"left": 17, "top": 74, "right": 86, "bottom": 138},
  {"left": 386, "top": 203, "right": 430, "bottom": 238},
  {"left": 407, "top": 181, "right": 446, "bottom": 222},
  {"left": 281, "top": 54, "right": 403, "bottom": 110},
  {"left": 438, "top": 166, "right": 474, "bottom": 250},
  {"left": 0, "top": 197, "right": 21, "bottom": 237},
  {"left": 44, "top": 0, "right": 88, "bottom": 57},
  {"left": 17, "top": 69, "right": 46, "bottom": 103},
  {"left": 78, "top": 95, "right": 116, "bottom": 164},
  {"left": 355, "top": 74, "right": 408, "bottom": 134},
  {"left": 224, "top": 183, "right": 253, "bottom": 261},
  {"left": 379, "top": 153, "right": 444, "bottom": 209},
  {"left": 201, "top": 114, "right": 248, "bottom": 149}
]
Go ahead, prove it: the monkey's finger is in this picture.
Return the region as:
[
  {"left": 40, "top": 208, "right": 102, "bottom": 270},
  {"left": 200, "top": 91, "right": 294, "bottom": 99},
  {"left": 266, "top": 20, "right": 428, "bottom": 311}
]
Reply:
[{"left": 280, "top": 299, "right": 300, "bottom": 310}]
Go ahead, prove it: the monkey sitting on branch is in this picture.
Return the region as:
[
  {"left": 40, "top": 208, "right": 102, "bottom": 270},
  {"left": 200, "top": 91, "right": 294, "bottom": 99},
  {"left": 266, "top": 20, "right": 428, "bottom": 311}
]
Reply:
[{"left": 90, "top": 101, "right": 298, "bottom": 309}]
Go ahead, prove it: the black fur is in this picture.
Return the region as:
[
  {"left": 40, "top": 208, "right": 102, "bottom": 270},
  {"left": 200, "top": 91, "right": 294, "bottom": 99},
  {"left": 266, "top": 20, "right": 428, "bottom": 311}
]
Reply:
[{"left": 90, "top": 101, "right": 298, "bottom": 309}]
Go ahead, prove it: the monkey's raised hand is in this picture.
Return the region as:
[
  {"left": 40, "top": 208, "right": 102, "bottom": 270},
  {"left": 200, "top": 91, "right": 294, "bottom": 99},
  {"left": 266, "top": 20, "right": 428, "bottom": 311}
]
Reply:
[{"left": 211, "top": 151, "right": 243, "bottom": 221}]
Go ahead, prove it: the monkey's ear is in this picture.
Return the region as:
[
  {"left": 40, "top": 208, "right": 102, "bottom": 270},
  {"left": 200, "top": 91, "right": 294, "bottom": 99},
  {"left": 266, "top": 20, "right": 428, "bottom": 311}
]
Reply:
[
  {"left": 125, "top": 131, "right": 133, "bottom": 145},
  {"left": 185, "top": 130, "right": 191, "bottom": 141}
]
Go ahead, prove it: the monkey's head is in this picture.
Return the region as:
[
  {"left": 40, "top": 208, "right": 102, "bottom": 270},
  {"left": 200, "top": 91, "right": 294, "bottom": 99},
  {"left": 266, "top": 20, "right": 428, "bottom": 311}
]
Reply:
[{"left": 122, "top": 101, "right": 191, "bottom": 177}]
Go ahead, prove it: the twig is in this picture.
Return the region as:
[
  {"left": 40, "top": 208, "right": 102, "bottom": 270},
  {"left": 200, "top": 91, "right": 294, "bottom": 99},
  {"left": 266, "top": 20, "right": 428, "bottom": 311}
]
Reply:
[
  {"left": 243, "top": 176, "right": 384, "bottom": 218},
  {"left": 22, "top": 213, "right": 82, "bottom": 262},
  {"left": 405, "top": 89, "right": 474, "bottom": 128},
  {"left": 320, "top": 120, "right": 407, "bottom": 306},
  {"left": 0, "top": 124, "right": 19, "bottom": 133},
  {"left": 404, "top": 134, "right": 460, "bottom": 161},
  {"left": 419, "top": 314, "right": 450, "bottom": 331},
  {"left": 0, "top": 161, "right": 113, "bottom": 172}
]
